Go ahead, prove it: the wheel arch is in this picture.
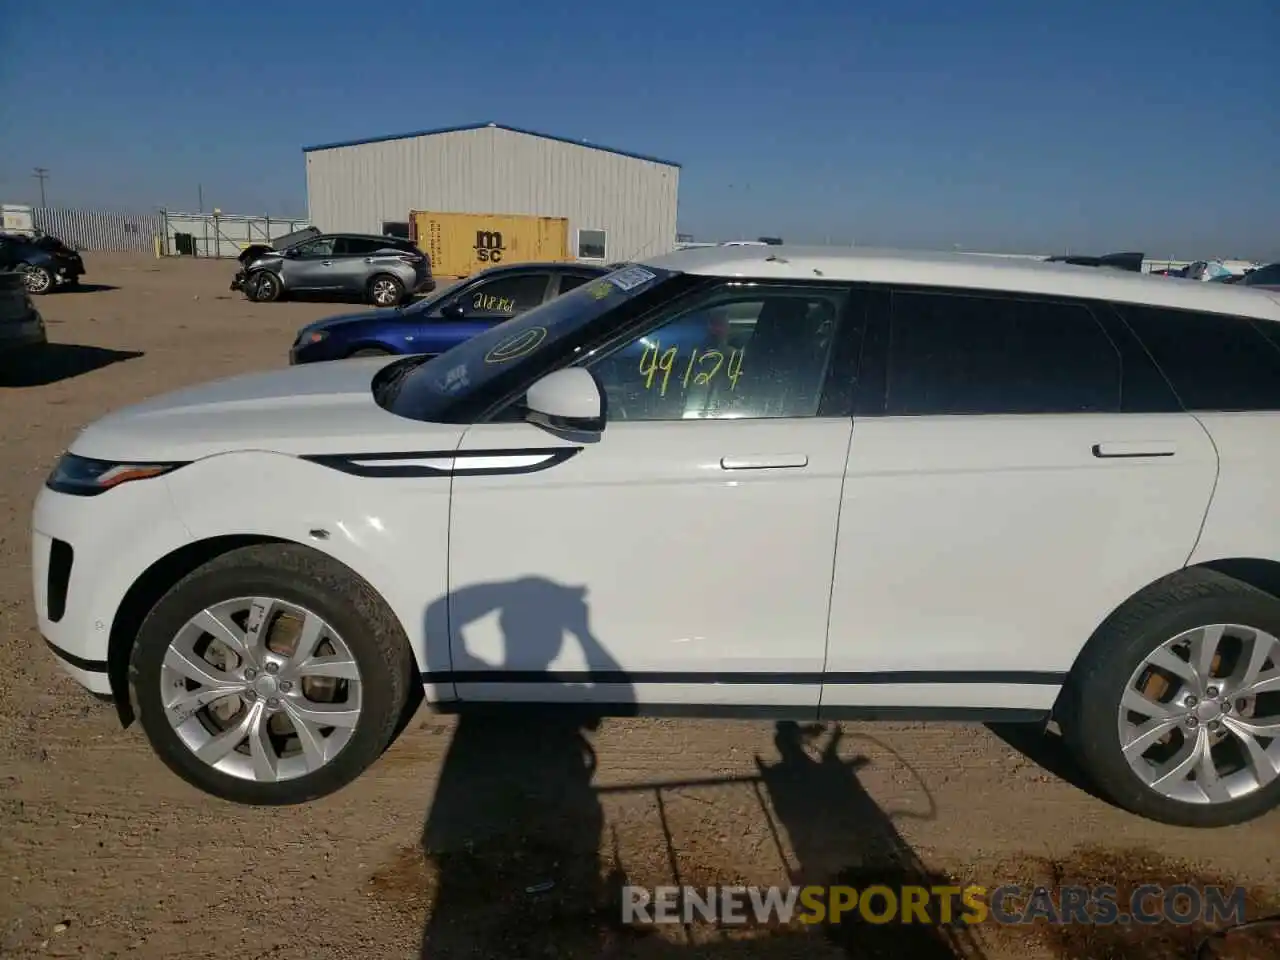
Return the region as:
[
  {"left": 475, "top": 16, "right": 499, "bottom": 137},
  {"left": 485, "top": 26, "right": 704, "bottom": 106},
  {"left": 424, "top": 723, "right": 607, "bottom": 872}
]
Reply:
[
  {"left": 106, "top": 534, "right": 395, "bottom": 728},
  {"left": 1056, "top": 556, "right": 1280, "bottom": 714}
]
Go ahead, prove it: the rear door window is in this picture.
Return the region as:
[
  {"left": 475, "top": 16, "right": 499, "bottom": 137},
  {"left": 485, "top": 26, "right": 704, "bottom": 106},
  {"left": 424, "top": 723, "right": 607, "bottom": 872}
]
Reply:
[{"left": 886, "top": 291, "right": 1122, "bottom": 415}]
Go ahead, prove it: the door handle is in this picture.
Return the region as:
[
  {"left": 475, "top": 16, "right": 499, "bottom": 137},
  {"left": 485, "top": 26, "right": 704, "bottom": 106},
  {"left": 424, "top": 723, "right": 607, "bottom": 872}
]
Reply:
[
  {"left": 720, "top": 454, "right": 809, "bottom": 470},
  {"left": 320, "top": 260, "right": 333, "bottom": 266},
  {"left": 1092, "top": 442, "right": 1177, "bottom": 459}
]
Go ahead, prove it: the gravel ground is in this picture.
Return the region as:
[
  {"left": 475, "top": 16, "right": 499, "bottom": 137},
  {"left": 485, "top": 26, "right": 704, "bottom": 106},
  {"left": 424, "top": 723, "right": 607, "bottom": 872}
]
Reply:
[{"left": 1, "top": 254, "right": 1277, "bottom": 960}]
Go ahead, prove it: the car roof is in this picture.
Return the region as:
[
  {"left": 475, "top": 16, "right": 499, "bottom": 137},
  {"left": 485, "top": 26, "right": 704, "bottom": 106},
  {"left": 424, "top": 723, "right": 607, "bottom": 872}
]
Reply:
[{"left": 639, "top": 245, "right": 1280, "bottom": 321}]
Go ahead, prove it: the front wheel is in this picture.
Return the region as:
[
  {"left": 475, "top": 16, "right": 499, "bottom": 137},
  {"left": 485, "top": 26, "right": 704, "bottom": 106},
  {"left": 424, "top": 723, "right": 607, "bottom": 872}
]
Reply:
[
  {"left": 22, "top": 264, "right": 53, "bottom": 295},
  {"left": 1060, "top": 568, "right": 1280, "bottom": 827},
  {"left": 245, "top": 271, "right": 282, "bottom": 303},
  {"left": 128, "top": 544, "right": 416, "bottom": 804},
  {"left": 367, "top": 274, "right": 405, "bottom": 307}
]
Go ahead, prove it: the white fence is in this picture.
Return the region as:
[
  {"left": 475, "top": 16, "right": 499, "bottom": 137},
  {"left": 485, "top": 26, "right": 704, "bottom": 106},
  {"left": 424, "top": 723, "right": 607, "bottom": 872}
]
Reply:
[{"left": 160, "top": 211, "right": 311, "bottom": 258}]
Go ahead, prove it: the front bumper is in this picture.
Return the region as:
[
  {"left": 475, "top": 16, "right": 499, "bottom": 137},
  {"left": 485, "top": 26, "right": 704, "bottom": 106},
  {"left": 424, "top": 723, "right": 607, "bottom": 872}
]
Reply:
[{"left": 32, "top": 477, "right": 194, "bottom": 697}]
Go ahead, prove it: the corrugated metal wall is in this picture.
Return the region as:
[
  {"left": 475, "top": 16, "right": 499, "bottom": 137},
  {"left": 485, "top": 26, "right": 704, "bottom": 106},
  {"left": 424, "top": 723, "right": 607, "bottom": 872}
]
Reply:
[
  {"left": 161, "top": 212, "right": 311, "bottom": 258},
  {"left": 30, "top": 207, "right": 162, "bottom": 252},
  {"left": 305, "top": 126, "right": 679, "bottom": 263}
]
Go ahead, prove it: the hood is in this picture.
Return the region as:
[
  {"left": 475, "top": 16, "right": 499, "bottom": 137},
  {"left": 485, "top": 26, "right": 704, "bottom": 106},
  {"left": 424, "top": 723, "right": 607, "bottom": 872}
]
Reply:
[
  {"left": 300, "top": 310, "right": 389, "bottom": 335},
  {"left": 68, "top": 357, "right": 464, "bottom": 462}
]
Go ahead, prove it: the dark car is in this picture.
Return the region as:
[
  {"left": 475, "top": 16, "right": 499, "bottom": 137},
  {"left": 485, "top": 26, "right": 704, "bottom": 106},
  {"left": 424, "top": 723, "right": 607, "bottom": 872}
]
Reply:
[
  {"left": 232, "top": 231, "right": 434, "bottom": 307},
  {"left": 1236, "top": 263, "right": 1280, "bottom": 292},
  {"left": 1044, "top": 251, "right": 1145, "bottom": 272},
  {"left": 289, "top": 261, "right": 611, "bottom": 364},
  {"left": 0, "top": 231, "right": 86, "bottom": 295},
  {"left": 0, "top": 269, "right": 47, "bottom": 362}
]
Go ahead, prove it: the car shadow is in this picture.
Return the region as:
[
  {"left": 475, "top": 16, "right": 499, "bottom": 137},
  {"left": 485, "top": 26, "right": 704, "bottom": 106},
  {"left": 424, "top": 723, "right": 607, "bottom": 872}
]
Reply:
[
  {"left": 409, "top": 577, "right": 987, "bottom": 958},
  {"left": 0, "top": 344, "right": 144, "bottom": 387},
  {"left": 984, "top": 721, "right": 1108, "bottom": 802},
  {"left": 57, "top": 283, "right": 119, "bottom": 293}
]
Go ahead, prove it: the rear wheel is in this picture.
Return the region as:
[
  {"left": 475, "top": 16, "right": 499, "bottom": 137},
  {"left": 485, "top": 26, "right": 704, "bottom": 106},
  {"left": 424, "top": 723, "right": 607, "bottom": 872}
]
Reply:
[
  {"left": 348, "top": 347, "right": 392, "bottom": 358},
  {"left": 128, "top": 544, "right": 416, "bottom": 804},
  {"left": 1061, "top": 568, "right": 1280, "bottom": 827},
  {"left": 367, "top": 274, "right": 404, "bottom": 308},
  {"left": 245, "top": 271, "right": 282, "bottom": 303}
]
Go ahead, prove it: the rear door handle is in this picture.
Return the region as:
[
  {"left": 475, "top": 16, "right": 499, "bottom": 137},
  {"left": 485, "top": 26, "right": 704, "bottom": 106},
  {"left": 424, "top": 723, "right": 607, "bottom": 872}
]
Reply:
[
  {"left": 720, "top": 454, "right": 809, "bottom": 470},
  {"left": 320, "top": 260, "right": 334, "bottom": 266},
  {"left": 1092, "top": 442, "right": 1177, "bottom": 459}
]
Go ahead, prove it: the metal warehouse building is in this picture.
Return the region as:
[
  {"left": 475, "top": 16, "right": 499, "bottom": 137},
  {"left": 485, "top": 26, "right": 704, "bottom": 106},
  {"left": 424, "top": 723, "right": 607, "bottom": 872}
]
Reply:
[{"left": 302, "top": 122, "right": 680, "bottom": 265}]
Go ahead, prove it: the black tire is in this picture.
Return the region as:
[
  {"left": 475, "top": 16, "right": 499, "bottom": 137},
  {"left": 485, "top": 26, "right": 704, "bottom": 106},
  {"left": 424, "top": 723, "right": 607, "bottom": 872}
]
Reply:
[
  {"left": 1060, "top": 567, "right": 1280, "bottom": 827},
  {"left": 367, "top": 273, "right": 405, "bottom": 307},
  {"left": 245, "top": 270, "right": 282, "bottom": 303},
  {"left": 22, "top": 264, "right": 54, "bottom": 295},
  {"left": 348, "top": 347, "right": 392, "bottom": 358},
  {"left": 128, "top": 544, "right": 416, "bottom": 805}
]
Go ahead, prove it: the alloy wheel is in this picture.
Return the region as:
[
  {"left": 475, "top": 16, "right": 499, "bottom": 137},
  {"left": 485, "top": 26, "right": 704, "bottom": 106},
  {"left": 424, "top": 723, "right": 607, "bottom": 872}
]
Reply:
[
  {"left": 371, "top": 278, "right": 399, "bottom": 306},
  {"left": 22, "top": 266, "right": 51, "bottom": 294},
  {"left": 159, "top": 596, "right": 363, "bottom": 782},
  {"left": 1118, "top": 623, "right": 1280, "bottom": 804}
]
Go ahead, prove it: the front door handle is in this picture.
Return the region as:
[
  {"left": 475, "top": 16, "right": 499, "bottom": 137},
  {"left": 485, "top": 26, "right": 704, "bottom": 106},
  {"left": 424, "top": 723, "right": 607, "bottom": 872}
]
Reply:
[
  {"left": 721, "top": 454, "right": 809, "bottom": 470},
  {"left": 320, "top": 260, "right": 334, "bottom": 266},
  {"left": 1092, "top": 441, "right": 1177, "bottom": 459}
]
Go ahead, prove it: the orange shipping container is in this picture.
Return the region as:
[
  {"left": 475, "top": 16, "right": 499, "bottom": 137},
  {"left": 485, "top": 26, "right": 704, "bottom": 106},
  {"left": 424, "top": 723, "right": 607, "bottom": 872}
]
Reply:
[{"left": 410, "top": 211, "right": 571, "bottom": 278}]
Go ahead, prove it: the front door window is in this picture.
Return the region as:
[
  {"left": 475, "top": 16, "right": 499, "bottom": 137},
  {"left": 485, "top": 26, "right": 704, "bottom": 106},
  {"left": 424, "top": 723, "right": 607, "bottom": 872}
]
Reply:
[{"left": 586, "top": 284, "right": 848, "bottom": 421}]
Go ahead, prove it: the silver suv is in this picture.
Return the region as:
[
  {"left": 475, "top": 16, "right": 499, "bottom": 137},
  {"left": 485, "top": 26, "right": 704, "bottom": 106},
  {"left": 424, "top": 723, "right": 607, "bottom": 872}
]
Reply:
[{"left": 233, "top": 232, "right": 434, "bottom": 307}]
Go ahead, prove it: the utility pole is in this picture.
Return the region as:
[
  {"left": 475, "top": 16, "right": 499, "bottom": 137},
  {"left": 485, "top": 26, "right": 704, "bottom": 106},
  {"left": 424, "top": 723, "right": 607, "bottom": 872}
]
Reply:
[
  {"left": 198, "top": 183, "right": 203, "bottom": 213},
  {"left": 33, "top": 167, "right": 49, "bottom": 206}
]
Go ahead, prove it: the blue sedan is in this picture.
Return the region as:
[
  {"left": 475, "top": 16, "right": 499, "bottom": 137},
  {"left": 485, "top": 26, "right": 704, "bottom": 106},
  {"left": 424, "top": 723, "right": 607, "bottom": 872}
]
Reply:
[{"left": 288, "top": 261, "right": 611, "bottom": 364}]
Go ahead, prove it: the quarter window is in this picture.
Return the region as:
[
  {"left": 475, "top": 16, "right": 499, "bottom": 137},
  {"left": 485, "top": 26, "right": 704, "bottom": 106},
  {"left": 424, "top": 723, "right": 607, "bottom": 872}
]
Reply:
[
  {"left": 1119, "top": 305, "right": 1280, "bottom": 411},
  {"left": 586, "top": 284, "right": 847, "bottom": 421},
  {"left": 577, "top": 229, "right": 607, "bottom": 260},
  {"left": 886, "top": 292, "right": 1121, "bottom": 416}
]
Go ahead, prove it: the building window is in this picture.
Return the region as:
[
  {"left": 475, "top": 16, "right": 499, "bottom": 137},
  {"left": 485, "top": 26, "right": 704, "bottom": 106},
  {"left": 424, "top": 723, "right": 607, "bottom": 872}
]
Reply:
[
  {"left": 577, "top": 229, "right": 607, "bottom": 260},
  {"left": 382, "top": 221, "right": 410, "bottom": 240}
]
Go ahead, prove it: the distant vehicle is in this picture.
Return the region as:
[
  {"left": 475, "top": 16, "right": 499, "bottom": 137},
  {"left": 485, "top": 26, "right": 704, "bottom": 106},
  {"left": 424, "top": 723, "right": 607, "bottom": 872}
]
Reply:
[
  {"left": 0, "top": 231, "right": 86, "bottom": 295},
  {"left": 290, "top": 261, "right": 611, "bottom": 364},
  {"left": 1044, "top": 251, "right": 1145, "bottom": 273},
  {"left": 0, "top": 268, "right": 47, "bottom": 361},
  {"left": 232, "top": 231, "right": 434, "bottom": 308},
  {"left": 1236, "top": 263, "right": 1280, "bottom": 293}
]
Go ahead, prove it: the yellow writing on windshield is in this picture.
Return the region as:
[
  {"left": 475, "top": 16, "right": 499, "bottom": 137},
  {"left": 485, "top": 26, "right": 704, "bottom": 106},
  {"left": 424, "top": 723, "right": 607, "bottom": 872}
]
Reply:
[
  {"left": 484, "top": 325, "right": 548, "bottom": 364},
  {"left": 638, "top": 341, "right": 744, "bottom": 397}
]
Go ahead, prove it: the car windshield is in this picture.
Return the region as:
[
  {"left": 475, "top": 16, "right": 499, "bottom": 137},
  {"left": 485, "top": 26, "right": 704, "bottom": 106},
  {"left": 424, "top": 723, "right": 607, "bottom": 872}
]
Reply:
[{"left": 379, "top": 263, "right": 677, "bottom": 422}]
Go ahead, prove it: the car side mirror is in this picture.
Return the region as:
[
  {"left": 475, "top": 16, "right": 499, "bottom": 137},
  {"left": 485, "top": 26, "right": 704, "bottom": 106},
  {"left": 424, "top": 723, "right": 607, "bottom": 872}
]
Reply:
[
  {"left": 440, "top": 302, "right": 465, "bottom": 319},
  {"left": 525, "top": 368, "right": 605, "bottom": 437}
]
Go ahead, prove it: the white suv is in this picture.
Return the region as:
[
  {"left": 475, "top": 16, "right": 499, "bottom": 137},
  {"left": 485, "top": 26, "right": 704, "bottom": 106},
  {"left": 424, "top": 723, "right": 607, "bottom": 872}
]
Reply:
[{"left": 32, "top": 247, "right": 1280, "bottom": 825}]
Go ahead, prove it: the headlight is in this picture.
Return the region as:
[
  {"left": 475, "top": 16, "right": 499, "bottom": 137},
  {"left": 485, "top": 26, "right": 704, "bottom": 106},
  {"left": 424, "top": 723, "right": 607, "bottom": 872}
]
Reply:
[
  {"left": 46, "top": 453, "right": 185, "bottom": 496},
  {"left": 294, "top": 328, "right": 329, "bottom": 347}
]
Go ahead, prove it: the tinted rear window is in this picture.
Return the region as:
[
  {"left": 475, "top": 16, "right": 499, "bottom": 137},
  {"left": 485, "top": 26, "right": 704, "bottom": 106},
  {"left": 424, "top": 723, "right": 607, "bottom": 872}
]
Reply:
[
  {"left": 887, "top": 291, "right": 1121, "bottom": 415},
  {"left": 1119, "top": 305, "right": 1280, "bottom": 411}
]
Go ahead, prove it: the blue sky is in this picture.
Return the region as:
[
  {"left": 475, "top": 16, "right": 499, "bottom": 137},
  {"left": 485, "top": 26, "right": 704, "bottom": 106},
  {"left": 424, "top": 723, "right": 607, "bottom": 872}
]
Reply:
[{"left": 1, "top": 0, "right": 1275, "bottom": 259}]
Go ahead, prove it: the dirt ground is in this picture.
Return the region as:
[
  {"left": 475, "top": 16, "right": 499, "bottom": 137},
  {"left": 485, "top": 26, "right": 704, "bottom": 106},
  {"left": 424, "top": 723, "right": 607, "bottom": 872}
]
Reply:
[{"left": 1, "top": 254, "right": 1278, "bottom": 960}]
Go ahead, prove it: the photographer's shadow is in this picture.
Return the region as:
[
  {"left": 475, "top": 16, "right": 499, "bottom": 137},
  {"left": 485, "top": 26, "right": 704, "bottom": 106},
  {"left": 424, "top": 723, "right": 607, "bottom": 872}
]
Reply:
[{"left": 418, "top": 576, "right": 635, "bottom": 958}]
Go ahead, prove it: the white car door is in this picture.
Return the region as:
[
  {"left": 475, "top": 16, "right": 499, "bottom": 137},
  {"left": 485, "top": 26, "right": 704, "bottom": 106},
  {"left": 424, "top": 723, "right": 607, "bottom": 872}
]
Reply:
[
  {"left": 823, "top": 288, "right": 1219, "bottom": 716},
  {"left": 442, "top": 281, "right": 867, "bottom": 711}
]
